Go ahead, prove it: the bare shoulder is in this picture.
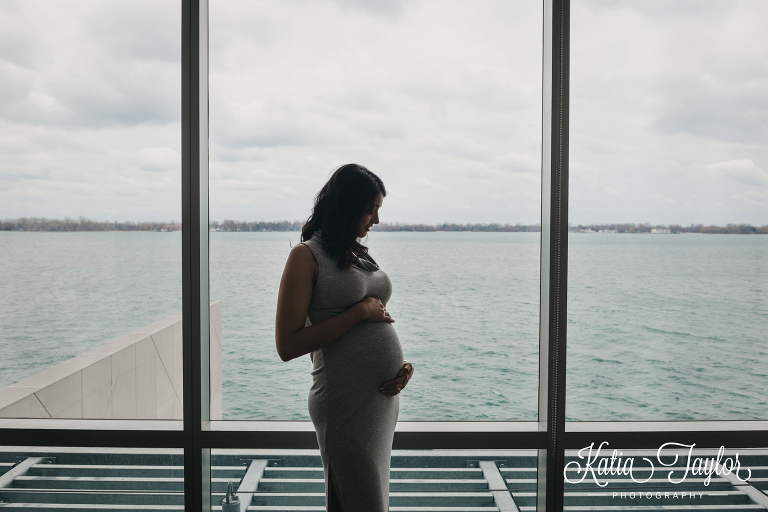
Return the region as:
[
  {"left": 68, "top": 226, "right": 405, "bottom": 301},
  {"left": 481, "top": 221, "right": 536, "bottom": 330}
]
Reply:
[
  {"left": 287, "top": 243, "right": 318, "bottom": 284},
  {"left": 289, "top": 243, "right": 317, "bottom": 265}
]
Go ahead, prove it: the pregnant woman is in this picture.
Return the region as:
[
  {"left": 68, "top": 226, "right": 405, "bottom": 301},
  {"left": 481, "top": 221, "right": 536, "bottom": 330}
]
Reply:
[{"left": 275, "top": 163, "right": 414, "bottom": 512}]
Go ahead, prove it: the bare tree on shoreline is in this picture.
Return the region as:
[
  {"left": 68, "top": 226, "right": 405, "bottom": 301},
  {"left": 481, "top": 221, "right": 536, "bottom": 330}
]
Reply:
[
  {"left": 569, "top": 223, "right": 768, "bottom": 234},
  {"left": 0, "top": 217, "right": 181, "bottom": 232},
  {"left": 2, "top": 217, "right": 766, "bottom": 234}
]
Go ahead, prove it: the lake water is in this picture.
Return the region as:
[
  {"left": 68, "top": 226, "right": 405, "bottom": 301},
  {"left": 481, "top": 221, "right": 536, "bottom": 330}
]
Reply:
[{"left": 1, "top": 231, "right": 766, "bottom": 421}]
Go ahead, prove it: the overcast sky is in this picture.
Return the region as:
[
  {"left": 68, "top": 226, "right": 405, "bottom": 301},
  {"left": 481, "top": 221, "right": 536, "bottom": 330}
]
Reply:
[{"left": 0, "top": 0, "right": 766, "bottom": 225}]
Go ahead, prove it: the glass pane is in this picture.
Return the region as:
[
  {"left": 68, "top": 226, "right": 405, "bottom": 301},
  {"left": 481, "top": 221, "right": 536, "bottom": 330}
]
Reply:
[
  {"left": 567, "top": 0, "right": 768, "bottom": 420},
  {"left": 564, "top": 444, "right": 765, "bottom": 509},
  {"left": 0, "top": 0, "right": 183, "bottom": 420},
  {"left": 212, "top": 448, "right": 534, "bottom": 506},
  {"left": 210, "top": 0, "right": 542, "bottom": 421},
  {"left": 0, "top": 446, "right": 183, "bottom": 507}
]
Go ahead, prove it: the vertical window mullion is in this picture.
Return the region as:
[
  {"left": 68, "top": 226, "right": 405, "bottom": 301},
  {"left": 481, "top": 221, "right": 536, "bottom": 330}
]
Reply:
[
  {"left": 538, "top": 0, "right": 570, "bottom": 510},
  {"left": 182, "top": 0, "right": 211, "bottom": 510}
]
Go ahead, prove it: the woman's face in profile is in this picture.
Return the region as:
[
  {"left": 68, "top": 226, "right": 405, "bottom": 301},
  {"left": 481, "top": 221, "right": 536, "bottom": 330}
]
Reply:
[{"left": 357, "top": 193, "right": 384, "bottom": 238}]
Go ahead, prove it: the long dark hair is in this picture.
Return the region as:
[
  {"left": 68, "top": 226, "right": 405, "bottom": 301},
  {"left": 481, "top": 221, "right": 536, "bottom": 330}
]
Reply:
[{"left": 301, "top": 163, "right": 387, "bottom": 270}]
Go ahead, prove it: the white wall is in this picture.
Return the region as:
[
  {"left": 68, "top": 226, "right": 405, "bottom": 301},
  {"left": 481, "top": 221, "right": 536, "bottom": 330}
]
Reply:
[{"left": 0, "top": 301, "right": 223, "bottom": 420}]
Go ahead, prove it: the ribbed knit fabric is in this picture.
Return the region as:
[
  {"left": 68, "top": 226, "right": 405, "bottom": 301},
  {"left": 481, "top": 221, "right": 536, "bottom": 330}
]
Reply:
[{"left": 299, "top": 230, "right": 403, "bottom": 512}]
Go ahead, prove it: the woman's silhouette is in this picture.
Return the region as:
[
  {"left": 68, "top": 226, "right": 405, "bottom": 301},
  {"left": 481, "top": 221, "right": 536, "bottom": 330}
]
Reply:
[{"left": 275, "top": 163, "right": 414, "bottom": 511}]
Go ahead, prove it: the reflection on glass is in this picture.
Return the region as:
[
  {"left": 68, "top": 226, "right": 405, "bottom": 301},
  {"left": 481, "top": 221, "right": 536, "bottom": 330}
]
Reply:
[
  {"left": 567, "top": 0, "right": 768, "bottom": 420},
  {"left": 0, "top": 0, "right": 182, "bottom": 419},
  {"left": 210, "top": 0, "right": 542, "bottom": 421}
]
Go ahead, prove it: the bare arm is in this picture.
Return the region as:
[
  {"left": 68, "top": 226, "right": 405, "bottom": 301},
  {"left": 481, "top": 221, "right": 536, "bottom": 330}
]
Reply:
[{"left": 275, "top": 244, "right": 393, "bottom": 362}]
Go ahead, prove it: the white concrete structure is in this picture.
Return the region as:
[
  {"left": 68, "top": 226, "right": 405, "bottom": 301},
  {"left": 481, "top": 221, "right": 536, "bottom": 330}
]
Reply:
[{"left": 0, "top": 301, "right": 223, "bottom": 420}]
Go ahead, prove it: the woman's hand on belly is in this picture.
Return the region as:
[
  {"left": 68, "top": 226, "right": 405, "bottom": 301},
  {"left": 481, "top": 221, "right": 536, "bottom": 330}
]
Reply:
[
  {"left": 379, "top": 360, "right": 414, "bottom": 397},
  {"left": 357, "top": 296, "right": 395, "bottom": 323}
]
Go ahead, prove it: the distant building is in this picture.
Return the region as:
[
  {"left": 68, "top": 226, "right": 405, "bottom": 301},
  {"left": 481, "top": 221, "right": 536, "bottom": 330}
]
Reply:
[{"left": 651, "top": 228, "right": 671, "bottom": 234}]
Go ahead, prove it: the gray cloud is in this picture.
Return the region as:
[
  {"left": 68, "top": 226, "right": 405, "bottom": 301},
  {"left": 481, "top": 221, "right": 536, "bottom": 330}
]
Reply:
[
  {"left": 335, "top": 0, "right": 404, "bottom": 17},
  {"left": 577, "top": 0, "right": 732, "bottom": 20},
  {"left": 1, "top": 0, "right": 766, "bottom": 226},
  {"left": 0, "top": 1, "right": 179, "bottom": 129},
  {"left": 652, "top": 62, "right": 768, "bottom": 144},
  {"left": 85, "top": 3, "right": 180, "bottom": 63},
  {"left": 204, "top": 0, "right": 542, "bottom": 223},
  {"left": 0, "top": 24, "right": 37, "bottom": 67},
  {"left": 569, "top": 0, "right": 768, "bottom": 225},
  {"left": 705, "top": 159, "right": 768, "bottom": 187}
]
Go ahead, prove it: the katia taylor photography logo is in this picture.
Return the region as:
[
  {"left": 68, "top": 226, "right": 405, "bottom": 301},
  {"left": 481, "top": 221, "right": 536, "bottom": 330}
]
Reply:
[{"left": 564, "top": 442, "right": 752, "bottom": 487}]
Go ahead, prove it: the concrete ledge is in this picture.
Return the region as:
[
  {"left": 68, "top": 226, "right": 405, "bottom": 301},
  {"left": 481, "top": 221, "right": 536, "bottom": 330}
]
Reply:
[{"left": 0, "top": 301, "right": 222, "bottom": 420}]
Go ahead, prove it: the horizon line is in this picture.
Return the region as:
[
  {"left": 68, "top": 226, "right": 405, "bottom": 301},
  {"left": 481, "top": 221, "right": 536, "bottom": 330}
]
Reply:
[
  {"left": 2, "top": 217, "right": 768, "bottom": 227},
  {"left": 1, "top": 217, "right": 767, "bottom": 235}
]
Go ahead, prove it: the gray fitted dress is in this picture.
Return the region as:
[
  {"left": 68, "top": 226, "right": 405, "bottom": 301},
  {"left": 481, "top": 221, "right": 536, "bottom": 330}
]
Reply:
[{"left": 299, "top": 230, "right": 404, "bottom": 512}]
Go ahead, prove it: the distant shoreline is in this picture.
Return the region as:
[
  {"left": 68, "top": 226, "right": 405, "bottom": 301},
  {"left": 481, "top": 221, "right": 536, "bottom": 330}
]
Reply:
[{"left": 1, "top": 218, "right": 766, "bottom": 234}]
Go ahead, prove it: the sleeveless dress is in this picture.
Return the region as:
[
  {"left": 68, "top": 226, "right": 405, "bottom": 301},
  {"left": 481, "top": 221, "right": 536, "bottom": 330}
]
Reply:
[{"left": 299, "top": 230, "right": 404, "bottom": 512}]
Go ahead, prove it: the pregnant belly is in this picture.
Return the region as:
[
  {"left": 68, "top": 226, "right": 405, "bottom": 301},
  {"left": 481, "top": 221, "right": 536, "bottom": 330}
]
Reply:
[{"left": 325, "top": 321, "right": 404, "bottom": 388}]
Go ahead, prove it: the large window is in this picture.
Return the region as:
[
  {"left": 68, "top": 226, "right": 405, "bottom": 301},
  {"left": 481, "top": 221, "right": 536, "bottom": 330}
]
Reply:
[
  {"left": 208, "top": 0, "right": 542, "bottom": 421},
  {"left": 567, "top": 0, "right": 768, "bottom": 421},
  {"left": 0, "top": 0, "right": 183, "bottom": 420},
  {"left": 1, "top": 1, "right": 766, "bottom": 511}
]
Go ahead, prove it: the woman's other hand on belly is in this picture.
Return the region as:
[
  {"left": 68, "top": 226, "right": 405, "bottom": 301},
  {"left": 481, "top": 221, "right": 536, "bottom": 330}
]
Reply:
[{"left": 379, "top": 360, "right": 414, "bottom": 396}]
